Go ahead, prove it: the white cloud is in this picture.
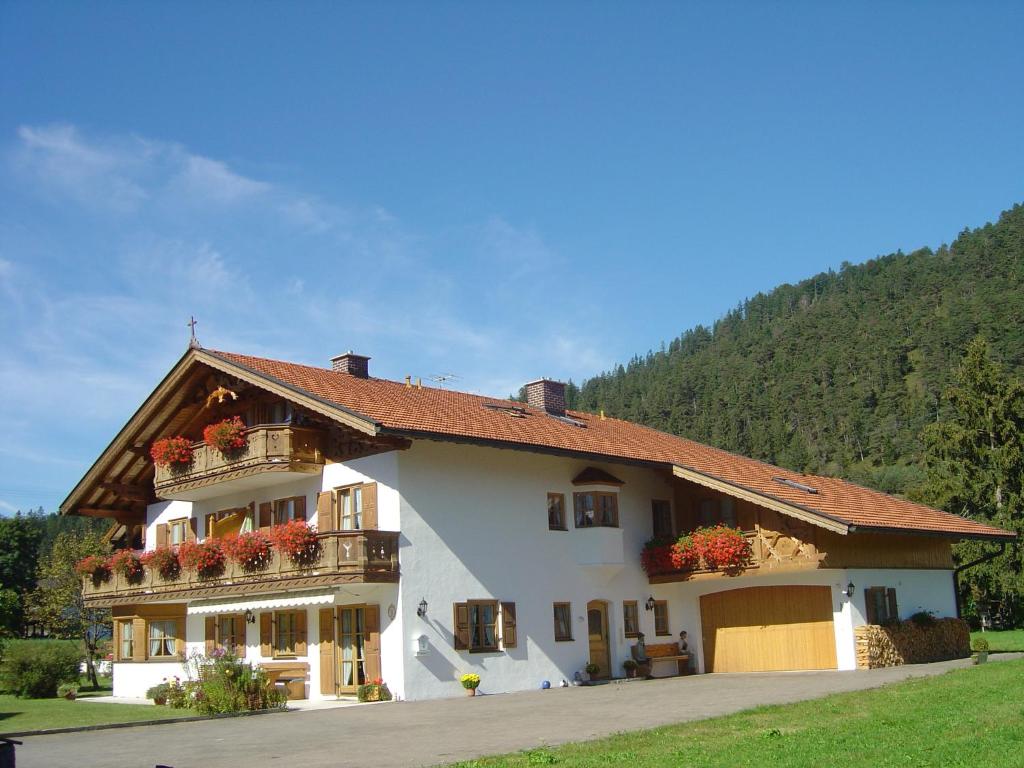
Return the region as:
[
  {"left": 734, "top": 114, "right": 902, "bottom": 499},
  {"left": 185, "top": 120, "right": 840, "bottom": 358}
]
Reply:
[{"left": 172, "top": 155, "right": 270, "bottom": 203}]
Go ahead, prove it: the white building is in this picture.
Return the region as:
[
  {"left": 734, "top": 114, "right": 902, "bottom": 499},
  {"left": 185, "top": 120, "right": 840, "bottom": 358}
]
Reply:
[{"left": 62, "top": 348, "right": 1012, "bottom": 701}]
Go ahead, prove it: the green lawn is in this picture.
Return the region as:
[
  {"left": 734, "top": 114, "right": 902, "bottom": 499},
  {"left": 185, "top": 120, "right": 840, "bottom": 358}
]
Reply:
[
  {"left": 971, "top": 628, "right": 1024, "bottom": 653},
  {"left": 0, "top": 676, "right": 191, "bottom": 734},
  {"left": 451, "top": 659, "right": 1024, "bottom": 768}
]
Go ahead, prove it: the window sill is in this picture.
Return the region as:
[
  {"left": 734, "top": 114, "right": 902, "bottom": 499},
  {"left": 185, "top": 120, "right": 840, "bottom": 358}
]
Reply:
[
  {"left": 548, "top": 526, "right": 568, "bottom": 532},
  {"left": 654, "top": 632, "right": 671, "bottom": 637},
  {"left": 554, "top": 637, "right": 574, "bottom": 643}
]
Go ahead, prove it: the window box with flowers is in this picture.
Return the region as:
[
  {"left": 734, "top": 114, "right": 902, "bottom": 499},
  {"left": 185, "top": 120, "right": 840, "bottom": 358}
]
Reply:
[
  {"left": 268, "top": 520, "right": 321, "bottom": 568},
  {"left": 109, "top": 549, "right": 145, "bottom": 584},
  {"left": 75, "top": 554, "right": 112, "bottom": 586},
  {"left": 141, "top": 546, "right": 181, "bottom": 581},
  {"left": 222, "top": 531, "right": 273, "bottom": 573},
  {"left": 202, "top": 416, "right": 248, "bottom": 455},
  {"left": 150, "top": 436, "right": 193, "bottom": 469},
  {"left": 178, "top": 539, "right": 226, "bottom": 580},
  {"left": 640, "top": 538, "right": 676, "bottom": 577},
  {"left": 691, "top": 525, "right": 752, "bottom": 573}
]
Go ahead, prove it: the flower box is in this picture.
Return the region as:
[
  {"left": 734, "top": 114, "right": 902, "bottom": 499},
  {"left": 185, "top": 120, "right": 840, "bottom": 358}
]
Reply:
[{"left": 202, "top": 416, "right": 248, "bottom": 454}]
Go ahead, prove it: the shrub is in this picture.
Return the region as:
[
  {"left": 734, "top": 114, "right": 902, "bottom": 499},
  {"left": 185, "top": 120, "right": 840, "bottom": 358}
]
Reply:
[
  {"left": 178, "top": 539, "right": 226, "bottom": 579},
  {"left": 150, "top": 436, "right": 193, "bottom": 467},
  {"left": 109, "top": 549, "right": 144, "bottom": 582},
  {"left": 57, "top": 682, "right": 79, "bottom": 699},
  {"left": 141, "top": 546, "right": 181, "bottom": 581},
  {"left": 202, "top": 416, "right": 247, "bottom": 453},
  {"left": 971, "top": 636, "right": 990, "bottom": 653},
  {"left": 909, "top": 611, "right": 937, "bottom": 629},
  {"left": 222, "top": 531, "right": 273, "bottom": 572},
  {"left": 268, "top": 520, "right": 320, "bottom": 567},
  {"left": 622, "top": 659, "right": 638, "bottom": 671},
  {"left": 176, "top": 652, "right": 285, "bottom": 714},
  {"left": 0, "top": 639, "right": 82, "bottom": 698},
  {"left": 357, "top": 678, "right": 392, "bottom": 702}
]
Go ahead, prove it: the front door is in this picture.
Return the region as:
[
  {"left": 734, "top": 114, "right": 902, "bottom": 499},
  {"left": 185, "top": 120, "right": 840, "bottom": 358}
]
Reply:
[
  {"left": 337, "top": 606, "right": 366, "bottom": 693},
  {"left": 587, "top": 600, "right": 611, "bottom": 679}
]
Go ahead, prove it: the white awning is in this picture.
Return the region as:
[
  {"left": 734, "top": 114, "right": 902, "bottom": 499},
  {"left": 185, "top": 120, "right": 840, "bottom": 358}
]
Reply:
[{"left": 187, "top": 590, "right": 336, "bottom": 615}]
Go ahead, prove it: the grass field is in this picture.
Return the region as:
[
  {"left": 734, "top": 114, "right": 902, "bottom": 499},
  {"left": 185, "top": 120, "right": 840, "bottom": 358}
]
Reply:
[
  {"left": 970, "top": 628, "right": 1024, "bottom": 652},
  {"left": 451, "top": 659, "right": 1024, "bottom": 768},
  {"left": 0, "top": 676, "right": 191, "bottom": 734}
]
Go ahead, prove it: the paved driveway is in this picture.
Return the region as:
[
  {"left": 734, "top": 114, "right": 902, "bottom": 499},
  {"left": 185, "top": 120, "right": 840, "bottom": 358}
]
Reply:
[{"left": 16, "top": 655, "right": 1020, "bottom": 768}]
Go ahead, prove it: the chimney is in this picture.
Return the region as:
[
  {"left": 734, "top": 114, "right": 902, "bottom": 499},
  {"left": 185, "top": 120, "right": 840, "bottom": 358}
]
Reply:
[
  {"left": 330, "top": 351, "right": 370, "bottom": 378},
  {"left": 525, "top": 378, "right": 566, "bottom": 416}
]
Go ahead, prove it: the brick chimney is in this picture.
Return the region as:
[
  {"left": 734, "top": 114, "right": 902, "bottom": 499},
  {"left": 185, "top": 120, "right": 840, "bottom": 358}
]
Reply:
[
  {"left": 330, "top": 351, "right": 370, "bottom": 378},
  {"left": 525, "top": 378, "right": 566, "bottom": 416}
]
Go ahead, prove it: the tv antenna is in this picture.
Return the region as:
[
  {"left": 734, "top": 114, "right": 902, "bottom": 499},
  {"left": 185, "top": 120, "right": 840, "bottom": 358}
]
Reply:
[{"left": 428, "top": 373, "right": 461, "bottom": 388}]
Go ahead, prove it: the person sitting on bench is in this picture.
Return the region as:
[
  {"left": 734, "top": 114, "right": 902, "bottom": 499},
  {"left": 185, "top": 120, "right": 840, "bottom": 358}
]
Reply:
[{"left": 631, "top": 632, "right": 652, "bottom": 677}]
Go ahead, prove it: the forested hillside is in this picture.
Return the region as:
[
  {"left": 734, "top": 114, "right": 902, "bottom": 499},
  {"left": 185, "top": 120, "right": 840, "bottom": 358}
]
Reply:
[{"left": 573, "top": 204, "right": 1024, "bottom": 494}]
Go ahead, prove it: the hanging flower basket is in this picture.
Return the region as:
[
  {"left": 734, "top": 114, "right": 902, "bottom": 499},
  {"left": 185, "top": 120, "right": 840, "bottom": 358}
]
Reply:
[
  {"left": 74, "top": 555, "right": 111, "bottom": 585},
  {"left": 692, "top": 525, "right": 752, "bottom": 573},
  {"left": 109, "top": 549, "right": 145, "bottom": 583},
  {"left": 202, "top": 416, "right": 248, "bottom": 454},
  {"left": 178, "top": 539, "right": 226, "bottom": 580},
  {"left": 268, "top": 520, "right": 321, "bottom": 567},
  {"left": 141, "top": 546, "right": 181, "bottom": 581},
  {"left": 151, "top": 436, "right": 194, "bottom": 468},
  {"left": 222, "top": 531, "right": 273, "bottom": 573}
]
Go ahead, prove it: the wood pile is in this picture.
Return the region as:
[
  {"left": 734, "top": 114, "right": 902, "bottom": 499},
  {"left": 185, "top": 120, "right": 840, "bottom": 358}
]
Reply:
[{"left": 855, "top": 618, "right": 970, "bottom": 668}]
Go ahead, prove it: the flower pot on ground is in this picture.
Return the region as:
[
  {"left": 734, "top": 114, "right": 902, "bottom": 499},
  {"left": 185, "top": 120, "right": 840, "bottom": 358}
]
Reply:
[
  {"left": 623, "top": 659, "right": 638, "bottom": 679},
  {"left": 971, "top": 637, "right": 990, "bottom": 664},
  {"left": 202, "top": 416, "right": 248, "bottom": 454},
  {"left": 58, "top": 683, "right": 79, "bottom": 701},
  {"left": 357, "top": 678, "right": 393, "bottom": 702},
  {"left": 584, "top": 663, "right": 600, "bottom": 681},
  {"left": 460, "top": 673, "right": 480, "bottom": 696},
  {"left": 146, "top": 682, "right": 170, "bottom": 706},
  {"left": 150, "top": 436, "right": 193, "bottom": 468}
]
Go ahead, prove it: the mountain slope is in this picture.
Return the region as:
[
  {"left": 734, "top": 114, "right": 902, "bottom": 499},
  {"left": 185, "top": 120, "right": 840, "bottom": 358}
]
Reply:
[{"left": 573, "top": 204, "right": 1024, "bottom": 493}]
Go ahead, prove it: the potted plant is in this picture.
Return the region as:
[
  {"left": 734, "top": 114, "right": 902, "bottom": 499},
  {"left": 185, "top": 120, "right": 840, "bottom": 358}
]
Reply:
[
  {"left": 222, "top": 531, "right": 273, "bottom": 573},
  {"left": 150, "top": 436, "right": 193, "bottom": 468},
  {"left": 357, "top": 677, "right": 393, "bottom": 702},
  {"left": 109, "top": 549, "right": 144, "bottom": 583},
  {"left": 58, "top": 682, "right": 79, "bottom": 701},
  {"left": 971, "top": 637, "right": 990, "bottom": 664},
  {"left": 268, "top": 520, "right": 321, "bottom": 567},
  {"left": 74, "top": 554, "right": 112, "bottom": 586},
  {"left": 622, "top": 659, "right": 638, "bottom": 679},
  {"left": 178, "top": 539, "right": 226, "bottom": 580},
  {"left": 146, "top": 682, "right": 170, "bottom": 706},
  {"left": 640, "top": 537, "right": 676, "bottom": 577},
  {"left": 692, "top": 525, "right": 752, "bottom": 573},
  {"left": 141, "top": 546, "right": 181, "bottom": 581},
  {"left": 585, "top": 662, "right": 600, "bottom": 681},
  {"left": 202, "top": 416, "right": 248, "bottom": 454},
  {"left": 460, "top": 673, "right": 481, "bottom": 696}
]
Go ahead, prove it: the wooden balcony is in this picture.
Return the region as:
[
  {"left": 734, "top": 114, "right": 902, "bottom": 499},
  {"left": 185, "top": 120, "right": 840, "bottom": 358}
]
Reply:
[
  {"left": 153, "top": 425, "right": 325, "bottom": 501},
  {"left": 82, "top": 530, "right": 400, "bottom": 607}
]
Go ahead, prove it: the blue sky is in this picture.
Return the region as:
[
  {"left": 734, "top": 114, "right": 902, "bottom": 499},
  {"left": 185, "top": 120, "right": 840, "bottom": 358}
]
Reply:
[{"left": 1, "top": 1, "right": 1022, "bottom": 515}]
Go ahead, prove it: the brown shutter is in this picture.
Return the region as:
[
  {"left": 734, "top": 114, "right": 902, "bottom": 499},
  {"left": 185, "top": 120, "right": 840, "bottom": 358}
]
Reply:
[
  {"left": 295, "top": 610, "right": 308, "bottom": 656},
  {"left": 293, "top": 495, "right": 307, "bottom": 522},
  {"left": 233, "top": 615, "right": 246, "bottom": 658},
  {"left": 175, "top": 617, "right": 186, "bottom": 657},
  {"left": 260, "top": 612, "right": 273, "bottom": 656},
  {"left": 205, "top": 616, "right": 217, "bottom": 655},
  {"left": 318, "top": 608, "right": 336, "bottom": 695},
  {"left": 501, "top": 602, "right": 517, "bottom": 649},
  {"left": 155, "top": 523, "right": 168, "bottom": 548},
  {"left": 364, "top": 604, "right": 381, "bottom": 682},
  {"left": 864, "top": 588, "right": 877, "bottom": 625},
  {"left": 187, "top": 518, "right": 198, "bottom": 543},
  {"left": 259, "top": 502, "right": 273, "bottom": 531},
  {"left": 132, "top": 617, "right": 147, "bottom": 661},
  {"left": 453, "top": 603, "right": 470, "bottom": 650},
  {"left": 361, "top": 483, "right": 378, "bottom": 530},
  {"left": 113, "top": 620, "right": 122, "bottom": 662},
  {"left": 886, "top": 588, "right": 899, "bottom": 622},
  {"left": 316, "top": 492, "right": 334, "bottom": 532}
]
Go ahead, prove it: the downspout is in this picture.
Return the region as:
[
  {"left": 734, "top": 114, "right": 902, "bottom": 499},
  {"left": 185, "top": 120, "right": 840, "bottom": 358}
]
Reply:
[{"left": 952, "top": 542, "right": 1006, "bottom": 619}]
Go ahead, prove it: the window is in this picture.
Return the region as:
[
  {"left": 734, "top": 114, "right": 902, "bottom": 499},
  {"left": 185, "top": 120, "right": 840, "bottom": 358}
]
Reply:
[
  {"left": 219, "top": 615, "right": 242, "bottom": 653},
  {"left": 623, "top": 601, "right": 639, "bottom": 638},
  {"left": 273, "top": 498, "right": 296, "bottom": 526},
  {"left": 274, "top": 611, "right": 301, "bottom": 656},
  {"left": 653, "top": 600, "right": 669, "bottom": 636},
  {"left": 148, "top": 619, "right": 178, "bottom": 658},
  {"left": 453, "top": 600, "right": 516, "bottom": 652},
  {"left": 864, "top": 587, "right": 899, "bottom": 625},
  {"left": 469, "top": 601, "right": 498, "bottom": 651},
  {"left": 698, "top": 498, "right": 737, "bottom": 528},
  {"left": 337, "top": 486, "right": 363, "bottom": 530},
  {"left": 168, "top": 518, "right": 188, "bottom": 545},
  {"left": 573, "top": 491, "right": 619, "bottom": 528},
  {"left": 553, "top": 603, "right": 573, "bottom": 641},
  {"left": 652, "top": 500, "right": 673, "bottom": 538},
  {"left": 118, "top": 620, "right": 134, "bottom": 660},
  {"left": 547, "top": 493, "right": 566, "bottom": 530}
]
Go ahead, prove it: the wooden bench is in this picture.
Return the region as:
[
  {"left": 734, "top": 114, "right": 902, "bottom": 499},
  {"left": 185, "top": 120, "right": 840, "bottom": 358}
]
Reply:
[
  {"left": 259, "top": 661, "right": 310, "bottom": 700},
  {"left": 645, "top": 642, "right": 690, "bottom": 678}
]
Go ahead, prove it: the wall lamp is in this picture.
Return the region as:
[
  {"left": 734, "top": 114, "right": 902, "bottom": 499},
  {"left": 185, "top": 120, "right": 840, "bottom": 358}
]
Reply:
[
  {"left": 845, "top": 582, "right": 855, "bottom": 598},
  {"left": 417, "top": 598, "right": 429, "bottom": 618},
  {"left": 645, "top": 596, "right": 656, "bottom": 612},
  {"left": 244, "top": 609, "right": 256, "bottom": 624}
]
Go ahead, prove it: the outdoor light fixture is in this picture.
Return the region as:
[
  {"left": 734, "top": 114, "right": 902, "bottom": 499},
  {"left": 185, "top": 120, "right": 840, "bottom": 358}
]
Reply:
[
  {"left": 645, "top": 596, "right": 656, "bottom": 612},
  {"left": 845, "top": 582, "right": 855, "bottom": 598},
  {"left": 417, "top": 598, "right": 429, "bottom": 618},
  {"left": 245, "top": 609, "right": 256, "bottom": 624}
]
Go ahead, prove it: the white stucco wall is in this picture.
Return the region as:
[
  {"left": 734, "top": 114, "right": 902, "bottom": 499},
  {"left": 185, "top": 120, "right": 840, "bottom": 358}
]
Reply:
[
  {"left": 848, "top": 568, "right": 957, "bottom": 625},
  {"left": 111, "top": 661, "right": 185, "bottom": 699}
]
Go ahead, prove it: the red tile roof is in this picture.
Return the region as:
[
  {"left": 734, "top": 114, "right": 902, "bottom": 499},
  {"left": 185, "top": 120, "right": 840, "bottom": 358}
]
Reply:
[{"left": 210, "top": 350, "right": 1014, "bottom": 541}]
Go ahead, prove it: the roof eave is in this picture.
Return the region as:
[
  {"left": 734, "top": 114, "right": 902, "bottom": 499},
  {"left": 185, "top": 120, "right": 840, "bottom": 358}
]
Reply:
[{"left": 847, "top": 524, "right": 1018, "bottom": 542}]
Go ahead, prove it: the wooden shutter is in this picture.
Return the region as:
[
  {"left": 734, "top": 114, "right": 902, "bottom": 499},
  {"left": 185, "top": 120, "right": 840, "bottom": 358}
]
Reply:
[
  {"left": 316, "top": 491, "right": 334, "bottom": 533},
  {"left": 293, "top": 495, "right": 307, "bottom": 522},
  {"left": 453, "top": 603, "right": 470, "bottom": 650},
  {"left": 186, "top": 518, "right": 198, "bottom": 543},
  {"left": 361, "top": 483, "right": 378, "bottom": 530},
  {"left": 132, "top": 617, "right": 147, "bottom": 661},
  {"left": 205, "top": 617, "right": 217, "bottom": 655},
  {"left": 886, "top": 588, "right": 898, "bottom": 622},
  {"left": 259, "top": 502, "right": 273, "bottom": 531},
  {"left": 501, "top": 602, "right": 517, "bottom": 649},
  {"left": 864, "top": 588, "right": 878, "bottom": 625},
  {"left": 233, "top": 615, "right": 246, "bottom": 658},
  {"left": 175, "top": 617, "right": 186, "bottom": 657},
  {"left": 295, "top": 610, "right": 308, "bottom": 656},
  {"left": 155, "top": 523, "right": 168, "bottom": 548},
  {"left": 364, "top": 604, "right": 381, "bottom": 682},
  {"left": 113, "top": 620, "right": 122, "bottom": 661},
  {"left": 260, "top": 612, "right": 273, "bottom": 657},
  {"left": 318, "top": 608, "right": 336, "bottom": 695}
]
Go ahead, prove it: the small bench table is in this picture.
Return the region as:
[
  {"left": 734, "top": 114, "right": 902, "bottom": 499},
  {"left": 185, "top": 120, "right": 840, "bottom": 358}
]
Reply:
[
  {"left": 645, "top": 642, "right": 691, "bottom": 678},
  {"left": 259, "top": 661, "right": 310, "bottom": 701}
]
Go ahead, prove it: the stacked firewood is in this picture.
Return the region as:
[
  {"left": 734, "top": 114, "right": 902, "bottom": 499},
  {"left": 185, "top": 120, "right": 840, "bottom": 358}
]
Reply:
[{"left": 855, "top": 618, "right": 970, "bottom": 668}]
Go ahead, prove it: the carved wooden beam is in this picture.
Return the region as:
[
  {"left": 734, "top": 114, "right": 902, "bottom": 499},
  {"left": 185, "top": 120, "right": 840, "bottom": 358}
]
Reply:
[{"left": 100, "top": 482, "right": 151, "bottom": 502}]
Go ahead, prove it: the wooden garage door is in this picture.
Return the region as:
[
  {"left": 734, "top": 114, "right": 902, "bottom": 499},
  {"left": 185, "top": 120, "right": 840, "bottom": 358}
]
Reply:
[{"left": 700, "top": 585, "right": 837, "bottom": 673}]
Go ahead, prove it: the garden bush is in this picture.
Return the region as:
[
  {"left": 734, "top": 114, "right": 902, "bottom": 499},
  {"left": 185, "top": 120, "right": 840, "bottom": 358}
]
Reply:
[
  {"left": 173, "top": 651, "right": 286, "bottom": 714},
  {"left": 0, "top": 639, "right": 83, "bottom": 698}
]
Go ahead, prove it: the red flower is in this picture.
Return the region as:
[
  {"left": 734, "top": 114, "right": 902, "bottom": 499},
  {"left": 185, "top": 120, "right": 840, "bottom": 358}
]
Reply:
[
  {"left": 670, "top": 536, "right": 700, "bottom": 570},
  {"left": 222, "top": 531, "right": 273, "bottom": 572},
  {"left": 202, "top": 416, "right": 248, "bottom": 453},
  {"left": 151, "top": 436, "right": 193, "bottom": 467},
  {"left": 109, "top": 549, "right": 144, "bottom": 581},
  {"left": 141, "top": 546, "right": 181, "bottom": 580},
  {"left": 267, "top": 520, "right": 320, "bottom": 566},
  {"left": 691, "top": 526, "right": 752, "bottom": 572},
  {"left": 640, "top": 538, "right": 675, "bottom": 576},
  {"left": 75, "top": 555, "right": 111, "bottom": 581},
  {"left": 178, "top": 539, "right": 226, "bottom": 579}
]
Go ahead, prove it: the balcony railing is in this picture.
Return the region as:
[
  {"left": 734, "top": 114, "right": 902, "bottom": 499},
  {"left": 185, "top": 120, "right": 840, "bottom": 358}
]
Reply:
[
  {"left": 153, "top": 425, "right": 325, "bottom": 500},
  {"left": 82, "top": 530, "right": 400, "bottom": 606}
]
